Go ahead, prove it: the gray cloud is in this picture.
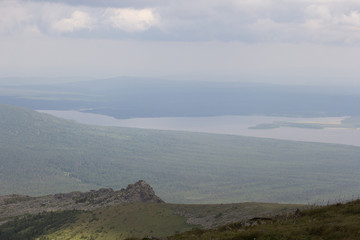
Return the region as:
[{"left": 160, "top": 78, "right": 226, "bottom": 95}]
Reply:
[
  {"left": 2, "top": 0, "right": 360, "bottom": 85},
  {"left": 3, "top": 0, "right": 360, "bottom": 43},
  {"left": 24, "top": 0, "right": 165, "bottom": 8}
]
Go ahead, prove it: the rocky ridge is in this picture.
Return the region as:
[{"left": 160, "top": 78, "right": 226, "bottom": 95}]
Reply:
[{"left": 0, "top": 180, "right": 163, "bottom": 220}]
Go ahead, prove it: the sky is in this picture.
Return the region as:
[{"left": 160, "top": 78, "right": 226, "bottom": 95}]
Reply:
[{"left": 1, "top": 0, "right": 360, "bottom": 85}]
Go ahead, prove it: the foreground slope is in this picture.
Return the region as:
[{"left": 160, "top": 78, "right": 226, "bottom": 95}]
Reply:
[
  {"left": 164, "top": 199, "right": 360, "bottom": 240},
  {"left": 3, "top": 196, "right": 360, "bottom": 240},
  {"left": 0, "top": 202, "right": 300, "bottom": 239},
  {"left": 1, "top": 103, "right": 360, "bottom": 203},
  {"left": 0, "top": 181, "right": 301, "bottom": 240},
  {"left": 3, "top": 189, "right": 360, "bottom": 240}
]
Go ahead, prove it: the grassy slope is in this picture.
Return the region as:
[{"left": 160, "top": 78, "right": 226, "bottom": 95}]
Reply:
[
  {"left": 0, "top": 202, "right": 301, "bottom": 240},
  {"left": 165, "top": 199, "right": 360, "bottom": 240},
  {"left": 1, "top": 103, "right": 360, "bottom": 203},
  {"left": 45, "top": 203, "right": 195, "bottom": 240},
  {"left": 3, "top": 198, "right": 360, "bottom": 240}
]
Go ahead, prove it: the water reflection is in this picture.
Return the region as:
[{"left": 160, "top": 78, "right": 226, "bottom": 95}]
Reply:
[{"left": 38, "top": 110, "right": 360, "bottom": 147}]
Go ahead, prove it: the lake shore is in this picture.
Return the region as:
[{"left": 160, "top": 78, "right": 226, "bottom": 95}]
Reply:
[{"left": 38, "top": 110, "right": 359, "bottom": 147}]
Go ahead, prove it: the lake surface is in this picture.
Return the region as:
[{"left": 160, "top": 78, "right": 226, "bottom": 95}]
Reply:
[{"left": 38, "top": 110, "right": 360, "bottom": 147}]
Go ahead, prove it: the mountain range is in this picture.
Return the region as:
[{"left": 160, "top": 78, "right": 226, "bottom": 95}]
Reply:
[{"left": 1, "top": 77, "right": 359, "bottom": 118}]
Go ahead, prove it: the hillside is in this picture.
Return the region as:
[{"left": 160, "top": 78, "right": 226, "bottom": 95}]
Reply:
[
  {"left": 0, "top": 202, "right": 302, "bottom": 240},
  {"left": 1, "top": 103, "right": 360, "bottom": 203},
  {"left": 0, "top": 180, "right": 162, "bottom": 221},
  {"left": 2, "top": 187, "right": 360, "bottom": 240},
  {"left": 162, "top": 199, "right": 360, "bottom": 240},
  {"left": 0, "top": 189, "right": 301, "bottom": 240}
]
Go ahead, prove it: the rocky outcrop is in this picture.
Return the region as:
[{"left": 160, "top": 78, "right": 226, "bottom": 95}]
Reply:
[
  {"left": 123, "top": 180, "right": 163, "bottom": 203},
  {"left": 0, "top": 180, "right": 163, "bottom": 221}
]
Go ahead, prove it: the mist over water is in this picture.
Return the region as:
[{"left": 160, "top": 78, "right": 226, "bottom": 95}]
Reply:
[{"left": 38, "top": 110, "right": 360, "bottom": 147}]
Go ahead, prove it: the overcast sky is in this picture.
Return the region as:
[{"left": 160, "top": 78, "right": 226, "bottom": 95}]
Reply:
[{"left": 1, "top": 0, "right": 360, "bottom": 85}]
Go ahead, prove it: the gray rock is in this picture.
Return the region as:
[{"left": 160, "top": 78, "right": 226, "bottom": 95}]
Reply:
[{"left": 0, "top": 180, "right": 163, "bottom": 222}]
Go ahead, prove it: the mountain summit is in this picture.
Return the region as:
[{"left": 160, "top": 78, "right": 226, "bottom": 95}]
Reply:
[{"left": 124, "top": 180, "right": 164, "bottom": 203}]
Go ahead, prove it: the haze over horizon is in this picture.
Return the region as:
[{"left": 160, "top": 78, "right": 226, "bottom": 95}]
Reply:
[{"left": 1, "top": 0, "right": 360, "bottom": 86}]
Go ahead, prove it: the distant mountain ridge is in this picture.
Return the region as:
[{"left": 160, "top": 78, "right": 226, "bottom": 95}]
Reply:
[
  {"left": 1, "top": 77, "right": 359, "bottom": 117},
  {"left": 0, "top": 180, "right": 163, "bottom": 220}
]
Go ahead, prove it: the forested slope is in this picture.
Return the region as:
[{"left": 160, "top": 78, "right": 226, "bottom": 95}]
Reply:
[{"left": 1, "top": 103, "right": 360, "bottom": 203}]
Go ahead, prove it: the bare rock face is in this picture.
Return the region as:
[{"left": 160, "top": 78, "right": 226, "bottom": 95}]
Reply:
[
  {"left": 0, "top": 180, "right": 163, "bottom": 221},
  {"left": 69, "top": 180, "right": 163, "bottom": 204},
  {"left": 123, "top": 180, "right": 163, "bottom": 203}
]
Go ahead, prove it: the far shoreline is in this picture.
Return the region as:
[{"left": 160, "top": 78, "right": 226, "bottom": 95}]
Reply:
[{"left": 37, "top": 110, "right": 359, "bottom": 147}]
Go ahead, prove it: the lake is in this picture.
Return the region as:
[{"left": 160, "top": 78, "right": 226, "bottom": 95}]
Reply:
[{"left": 38, "top": 110, "right": 360, "bottom": 147}]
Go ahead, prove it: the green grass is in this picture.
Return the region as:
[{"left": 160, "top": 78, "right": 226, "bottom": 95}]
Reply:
[
  {"left": 0, "top": 202, "right": 301, "bottom": 240},
  {"left": 2, "top": 103, "right": 360, "bottom": 203},
  {"left": 164, "top": 199, "right": 360, "bottom": 240},
  {"left": 3, "top": 199, "right": 360, "bottom": 240},
  {"left": 0, "top": 210, "right": 81, "bottom": 240},
  {"left": 44, "top": 203, "right": 195, "bottom": 240}
]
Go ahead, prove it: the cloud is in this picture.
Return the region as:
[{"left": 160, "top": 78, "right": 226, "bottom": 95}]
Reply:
[
  {"left": 2, "top": 0, "right": 360, "bottom": 44},
  {"left": 28, "top": 0, "right": 164, "bottom": 8},
  {"left": 0, "top": 1, "right": 34, "bottom": 34},
  {"left": 2, "top": 0, "right": 360, "bottom": 86},
  {"left": 52, "top": 10, "right": 95, "bottom": 32},
  {"left": 103, "top": 8, "right": 159, "bottom": 32},
  {"left": 301, "top": 3, "right": 360, "bottom": 43}
]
